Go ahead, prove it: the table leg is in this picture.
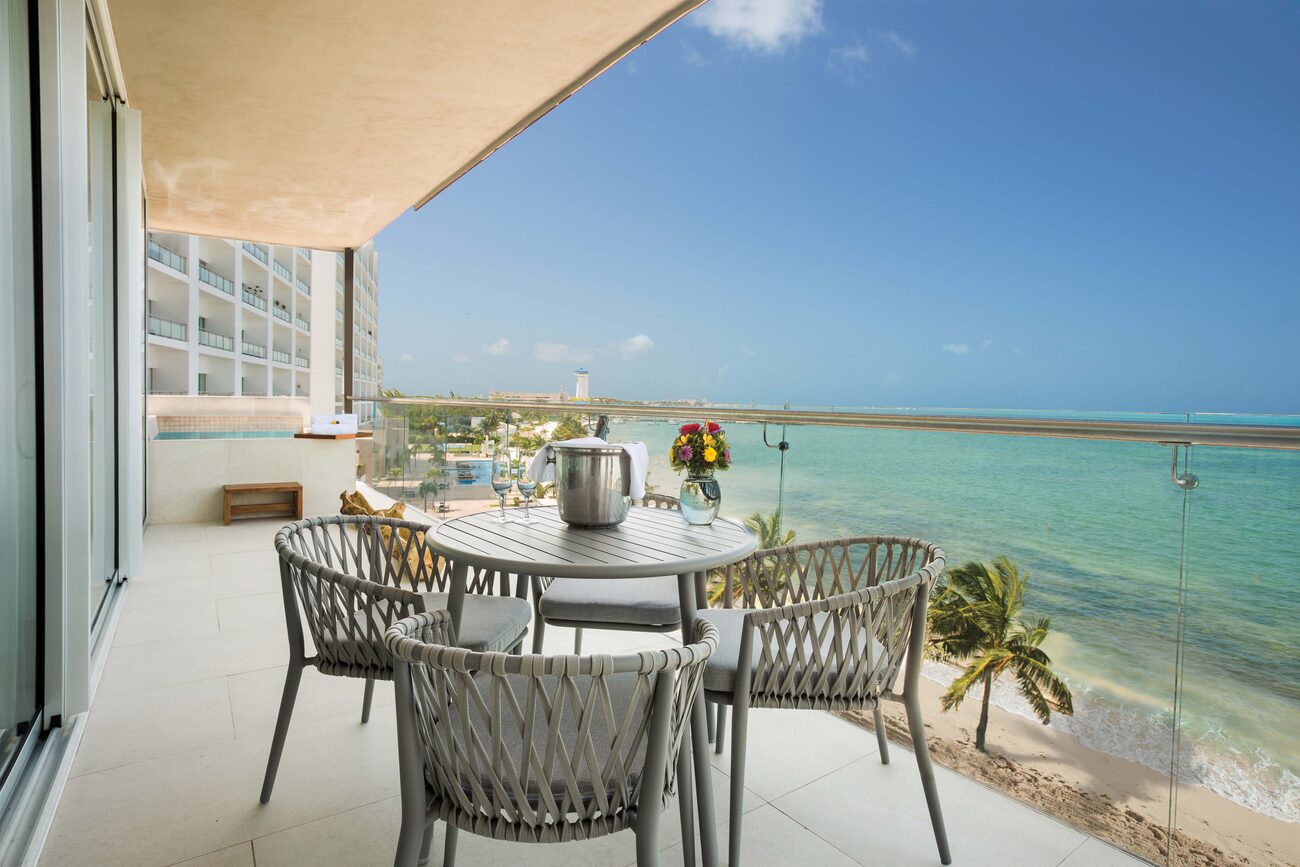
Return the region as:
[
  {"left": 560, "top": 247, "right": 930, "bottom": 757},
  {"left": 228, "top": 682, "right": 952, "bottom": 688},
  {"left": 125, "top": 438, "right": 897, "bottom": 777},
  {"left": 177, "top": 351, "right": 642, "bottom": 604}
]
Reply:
[
  {"left": 678, "top": 572, "right": 718, "bottom": 867},
  {"left": 447, "top": 559, "right": 469, "bottom": 647}
]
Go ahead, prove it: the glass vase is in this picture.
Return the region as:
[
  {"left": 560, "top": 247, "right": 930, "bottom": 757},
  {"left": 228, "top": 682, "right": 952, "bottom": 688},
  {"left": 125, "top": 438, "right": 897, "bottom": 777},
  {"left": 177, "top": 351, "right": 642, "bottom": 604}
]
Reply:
[{"left": 679, "top": 472, "right": 721, "bottom": 526}]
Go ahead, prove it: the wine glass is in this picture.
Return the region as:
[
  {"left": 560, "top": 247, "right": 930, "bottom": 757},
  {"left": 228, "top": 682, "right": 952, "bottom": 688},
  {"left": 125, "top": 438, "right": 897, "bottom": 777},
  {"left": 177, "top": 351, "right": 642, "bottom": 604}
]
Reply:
[
  {"left": 516, "top": 457, "right": 538, "bottom": 525},
  {"left": 490, "top": 447, "right": 513, "bottom": 523}
]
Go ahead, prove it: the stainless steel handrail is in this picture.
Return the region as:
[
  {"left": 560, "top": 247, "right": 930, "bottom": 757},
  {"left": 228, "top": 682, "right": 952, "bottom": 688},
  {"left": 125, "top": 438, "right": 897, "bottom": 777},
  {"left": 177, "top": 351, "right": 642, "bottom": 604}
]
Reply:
[{"left": 357, "top": 396, "right": 1300, "bottom": 450}]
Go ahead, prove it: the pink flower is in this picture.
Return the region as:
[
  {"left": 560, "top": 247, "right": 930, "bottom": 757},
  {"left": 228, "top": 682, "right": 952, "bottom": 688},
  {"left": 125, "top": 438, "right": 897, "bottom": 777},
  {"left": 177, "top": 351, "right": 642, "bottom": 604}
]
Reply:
[
  {"left": 679, "top": 423, "right": 701, "bottom": 435},
  {"left": 723, "top": 449, "right": 731, "bottom": 462},
  {"left": 678, "top": 445, "right": 694, "bottom": 461},
  {"left": 707, "top": 421, "right": 722, "bottom": 433}
]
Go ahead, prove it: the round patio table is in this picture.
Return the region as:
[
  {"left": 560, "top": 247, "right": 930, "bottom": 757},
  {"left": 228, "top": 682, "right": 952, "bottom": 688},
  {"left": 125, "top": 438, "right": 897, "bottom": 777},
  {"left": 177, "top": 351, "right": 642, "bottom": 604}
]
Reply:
[{"left": 427, "top": 503, "right": 757, "bottom": 867}]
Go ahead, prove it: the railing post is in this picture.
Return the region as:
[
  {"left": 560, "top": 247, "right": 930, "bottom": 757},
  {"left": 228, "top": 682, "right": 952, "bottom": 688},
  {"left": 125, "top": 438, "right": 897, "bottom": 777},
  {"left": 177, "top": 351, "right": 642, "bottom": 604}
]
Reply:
[{"left": 343, "top": 247, "right": 354, "bottom": 414}]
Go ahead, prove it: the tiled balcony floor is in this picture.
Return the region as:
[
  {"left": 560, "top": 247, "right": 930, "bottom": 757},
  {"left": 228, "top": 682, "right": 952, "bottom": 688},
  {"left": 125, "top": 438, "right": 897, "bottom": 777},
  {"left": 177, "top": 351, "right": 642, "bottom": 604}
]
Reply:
[{"left": 38, "top": 518, "right": 1144, "bottom": 867}]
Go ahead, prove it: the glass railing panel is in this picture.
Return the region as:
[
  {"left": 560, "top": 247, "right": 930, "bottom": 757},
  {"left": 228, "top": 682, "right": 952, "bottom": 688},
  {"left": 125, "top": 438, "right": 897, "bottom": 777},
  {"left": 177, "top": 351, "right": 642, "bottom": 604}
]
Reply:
[
  {"left": 1176, "top": 445, "right": 1300, "bottom": 866},
  {"left": 294, "top": 355, "right": 309, "bottom": 368},
  {"left": 241, "top": 340, "right": 266, "bottom": 359},
  {"left": 271, "top": 348, "right": 291, "bottom": 365},
  {"left": 146, "top": 237, "right": 187, "bottom": 273},
  {"left": 241, "top": 288, "right": 267, "bottom": 311},
  {"left": 295, "top": 316, "right": 310, "bottom": 331},
  {"left": 241, "top": 240, "right": 268, "bottom": 264},
  {"left": 272, "top": 260, "right": 292, "bottom": 282},
  {"left": 297, "top": 247, "right": 312, "bottom": 261},
  {"left": 146, "top": 315, "right": 186, "bottom": 341},
  {"left": 271, "top": 305, "right": 291, "bottom": 323},
  {"left": 196, "top": 329, "right": 233, "bottom": 352},
  {"left": 294, "top": 277, "right": 310, "bottom": 295},
  {"left": 197, "top": 261, "right": 234, "bottom": 295}
]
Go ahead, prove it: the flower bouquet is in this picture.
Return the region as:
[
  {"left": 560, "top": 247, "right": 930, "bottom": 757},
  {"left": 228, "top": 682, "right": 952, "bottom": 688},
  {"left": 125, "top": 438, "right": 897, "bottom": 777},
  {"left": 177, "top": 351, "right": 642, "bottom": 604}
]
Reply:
[{"left": 669, "top": 422, "right": 730, "bottom": 525}]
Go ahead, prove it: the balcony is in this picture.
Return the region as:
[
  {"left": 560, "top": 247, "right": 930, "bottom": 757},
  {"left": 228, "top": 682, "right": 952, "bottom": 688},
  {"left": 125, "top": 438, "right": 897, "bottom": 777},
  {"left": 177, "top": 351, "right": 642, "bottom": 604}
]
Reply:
[
  {"left": 298, "top": 246, "right": 312, "bottom": 262},
  {"left": 198, "top": 261, "right": 234, "bottom": 295},
  {"left": 295, "top": 354, "right": 310, "bottom": 368},
  {"left": 147, "top": 237, "right": 187, "bottom": 274},
  {"left": 241, "top": 288, "right": 267, "bottom": 312},
  {"left": 145, "top": 314, "right": 186, "bottom": 341},
  {"left": 196, "top": 328, "right": 234, "bottom": 352},
  {"left": 271, "top": 348, "right": 291, "bottom": 365},
  {"left": 240, "top": 339, "right": 267, "bottom": 359},
  {"left": 272, "top": 260, "right": 292, "bottom": 282},
  {"left": 271, "top": 304, "right": 291, "bottom": 323},
  {"left": 295, "top": 315, "right": 310, "bottom": 331},
  {"left": 241, "top": 240, "right": 269, "bottom": 264},
  {"left": 295, "top": 277, "right": 310, "bottom": 295}
]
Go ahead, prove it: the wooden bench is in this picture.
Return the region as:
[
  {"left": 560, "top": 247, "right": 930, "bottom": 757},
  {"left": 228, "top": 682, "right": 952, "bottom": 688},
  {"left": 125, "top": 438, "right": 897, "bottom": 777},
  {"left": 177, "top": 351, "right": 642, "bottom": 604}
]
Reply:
[{"left": 223, "top": 482, "right": 303, "bottom": 525}]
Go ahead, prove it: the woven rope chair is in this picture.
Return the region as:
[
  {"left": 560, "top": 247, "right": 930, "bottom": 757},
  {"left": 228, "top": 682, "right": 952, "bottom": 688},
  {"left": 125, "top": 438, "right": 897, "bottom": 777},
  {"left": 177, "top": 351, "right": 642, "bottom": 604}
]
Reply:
[
  {"left": 700, "top": 536, "right": 950, "bottom": 866},
  {"left": 385, "top": 610, "right": 717, "bottom": 867},
  {"left": 530, "top": 494, "right": 686, "bottom": 655},
  {"left": 259, "top": 514, "right": 532, "bottom": 804}
]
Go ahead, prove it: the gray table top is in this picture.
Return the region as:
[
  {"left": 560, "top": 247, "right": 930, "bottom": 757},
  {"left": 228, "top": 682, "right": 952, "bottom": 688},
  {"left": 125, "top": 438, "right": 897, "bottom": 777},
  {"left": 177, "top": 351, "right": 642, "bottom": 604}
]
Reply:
[{"left": 427, "top": 504, "right": 757, "bottom": 579}]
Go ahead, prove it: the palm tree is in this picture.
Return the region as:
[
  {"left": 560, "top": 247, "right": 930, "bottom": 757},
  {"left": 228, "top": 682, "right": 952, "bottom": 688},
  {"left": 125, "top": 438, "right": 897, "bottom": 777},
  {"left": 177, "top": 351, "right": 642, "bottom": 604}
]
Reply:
[
  {"left": 552, "top": 415, "right": 588, "bottom": 441},
  {"left": 926, "top": 556, "right": 1074, "bottom": 751},
  {"left": 707, "top": 510, "right": 795, "bottom": 605}
]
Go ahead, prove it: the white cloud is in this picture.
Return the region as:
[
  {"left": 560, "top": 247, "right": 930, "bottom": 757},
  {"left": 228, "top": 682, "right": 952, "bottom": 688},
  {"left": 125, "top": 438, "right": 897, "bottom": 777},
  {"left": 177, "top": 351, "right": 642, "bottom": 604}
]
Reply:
[
  {"left": 485, "top": 337, "right": 511, "bottom": 357},
  {"left": 828, "top": 29, "right": 917, "bottom": 82},
  {"left": 399, "top": 353, "right": 415, "bottom": 363},
  {"left": 690, "top": 0, "right": 822, "bottom": 53},
  {"left": 981, "top": 338, "right": 995, "bottom": 349},
  {"left": 612, "top": 334, "right": 655, "bottom": 360},
  {"left": 875, "top": 29, "right": 917, "bottom": 59},
  {"left": 450, "top": 352, "right": 472, "bottom": 364},
  {"left": 941, "top": 343, "right": 970, "bottom": 355},
  {"left": 739, "top": 346, "right": 758, "bottom": 356},
  {"left": 534, "top": 343, "right": 592, "bottom": 364}
]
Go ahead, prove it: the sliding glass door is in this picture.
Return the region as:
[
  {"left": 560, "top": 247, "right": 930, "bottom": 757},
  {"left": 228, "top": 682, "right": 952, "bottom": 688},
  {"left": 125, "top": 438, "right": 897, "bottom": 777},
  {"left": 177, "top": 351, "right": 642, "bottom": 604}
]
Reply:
[{"left": 0, "top": 0, "right": 40, "bottom": 787}]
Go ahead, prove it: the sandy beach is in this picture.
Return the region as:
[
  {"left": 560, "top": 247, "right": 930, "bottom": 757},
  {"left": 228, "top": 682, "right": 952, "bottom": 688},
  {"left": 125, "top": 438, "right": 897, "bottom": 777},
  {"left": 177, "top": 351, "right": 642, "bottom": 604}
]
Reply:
[{"left": 840, "top": 673, "right": 1299, "bottom": 867}]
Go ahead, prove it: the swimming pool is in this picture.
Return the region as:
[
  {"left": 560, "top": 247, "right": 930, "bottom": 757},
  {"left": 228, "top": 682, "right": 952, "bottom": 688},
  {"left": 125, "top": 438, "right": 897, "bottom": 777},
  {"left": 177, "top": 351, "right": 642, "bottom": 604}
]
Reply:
[
  {"left": 155, "top": 431, "right": 297, "bottom": 440},
  {"left": 452, "top": 459, "right": 492, "bottom": 485}
]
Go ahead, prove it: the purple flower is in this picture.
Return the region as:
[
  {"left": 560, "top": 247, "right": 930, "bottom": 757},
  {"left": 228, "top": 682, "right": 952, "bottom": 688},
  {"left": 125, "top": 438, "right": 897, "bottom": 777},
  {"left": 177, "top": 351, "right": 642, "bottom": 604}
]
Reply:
[
  {"left": 724, "top": 449, "right": 731, "bottom": 462},
  {"left": 678, "top": 445, "right": 694, "bottom": 461}
]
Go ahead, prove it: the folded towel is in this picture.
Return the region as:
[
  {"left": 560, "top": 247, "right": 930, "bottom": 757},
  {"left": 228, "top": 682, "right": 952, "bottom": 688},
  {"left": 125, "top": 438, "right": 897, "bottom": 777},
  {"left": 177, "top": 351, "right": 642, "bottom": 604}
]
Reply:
[{"left": 528, "top": 438, "right": 650, "bottom": 500}]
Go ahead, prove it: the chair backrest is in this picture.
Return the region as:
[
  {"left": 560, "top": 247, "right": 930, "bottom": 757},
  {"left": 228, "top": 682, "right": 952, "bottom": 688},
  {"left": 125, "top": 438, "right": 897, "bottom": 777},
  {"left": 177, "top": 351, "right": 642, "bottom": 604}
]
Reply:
[
  {"left": 726, "top": 536, "right": 945, "bottom": 709},
  {"left": 385, "top": 611, "right": 716, "bottom": 842},
  {"left": 274, "top": 514, "right": 510, "bottom": 679}
]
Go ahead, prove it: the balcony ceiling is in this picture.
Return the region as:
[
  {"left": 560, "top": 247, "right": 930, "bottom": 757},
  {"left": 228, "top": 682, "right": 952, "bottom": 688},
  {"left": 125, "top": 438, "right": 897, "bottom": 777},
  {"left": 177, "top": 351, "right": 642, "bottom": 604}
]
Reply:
[{"left": 105, "top": 0, "right": 704, "bottom": 250}]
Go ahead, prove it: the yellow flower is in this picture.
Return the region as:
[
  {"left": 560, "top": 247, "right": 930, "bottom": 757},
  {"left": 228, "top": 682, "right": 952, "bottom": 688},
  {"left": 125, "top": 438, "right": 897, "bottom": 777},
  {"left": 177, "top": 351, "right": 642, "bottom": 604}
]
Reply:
[
  {"left": 703, "top": 446, "right": 718, "bottom": 462},
  {"left": 703, "top": 434, "right": 715, "bottom": 446},
  {"left": 678, "top": 435, "right": 688, "bottom": 444}
]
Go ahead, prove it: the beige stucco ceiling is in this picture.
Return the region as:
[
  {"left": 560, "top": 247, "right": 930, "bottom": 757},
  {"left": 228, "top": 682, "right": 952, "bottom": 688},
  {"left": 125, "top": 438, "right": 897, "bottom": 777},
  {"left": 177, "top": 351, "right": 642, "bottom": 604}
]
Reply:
[{"left": 106, "top": 0, "right": 704, "bottom": 249}]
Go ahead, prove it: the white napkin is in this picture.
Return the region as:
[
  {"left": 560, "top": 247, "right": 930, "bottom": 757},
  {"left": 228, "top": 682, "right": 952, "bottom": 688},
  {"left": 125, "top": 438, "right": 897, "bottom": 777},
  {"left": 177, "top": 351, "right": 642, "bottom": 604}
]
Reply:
[{"left": 528, "top": 438, "right": 650, "bottom": 500}]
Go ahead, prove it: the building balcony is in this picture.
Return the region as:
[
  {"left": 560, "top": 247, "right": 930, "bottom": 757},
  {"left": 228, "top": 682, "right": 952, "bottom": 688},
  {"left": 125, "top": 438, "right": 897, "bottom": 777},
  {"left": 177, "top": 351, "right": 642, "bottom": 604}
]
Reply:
[
  {"left": 240, "top": 340, "right": 267, "bottom": 359},
  {"left": 147, "top": 237, "right": 187, "bottom": 274},
  {"left": 145, "top": 314, "right": 186, "bottom": 341},
  {"left": 198, "top": 261, "right": 235, "bottom": 295},
  {"left": 295, "top": 316, "right": 310, "bottom": 332},
  {"left": 241, "top": 288, "right": 268, "bottom": 312},
  {"left": 272, "top": 260, "right": 293, "bottom": 282},
  {"left": 271, "top": 348, "right": 291, "bottom": 365},
  {"left": 271, "top": 305, "right": 291, "bottom": 324},
  {"left": 295, "top": 277, "right": 310, "bottom": 295},
  {"left": 196, "top": 328, "right": 234, "bottom": 352},
  {"left": 297, "top": 247, "right": 312, "bottom": 262},
  {"left": 241, "top": 240, "right": 269, "bottom": 265},
  {"left": 295, "top": 354, "right": 310, "bottom": 368}
]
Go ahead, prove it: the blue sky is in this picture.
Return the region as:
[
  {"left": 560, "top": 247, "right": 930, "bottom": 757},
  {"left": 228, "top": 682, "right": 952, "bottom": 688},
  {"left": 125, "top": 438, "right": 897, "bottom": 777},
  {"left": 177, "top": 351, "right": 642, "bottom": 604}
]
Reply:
[{"left": 376, "top": 0, "right": 1299, "bottom": 413}]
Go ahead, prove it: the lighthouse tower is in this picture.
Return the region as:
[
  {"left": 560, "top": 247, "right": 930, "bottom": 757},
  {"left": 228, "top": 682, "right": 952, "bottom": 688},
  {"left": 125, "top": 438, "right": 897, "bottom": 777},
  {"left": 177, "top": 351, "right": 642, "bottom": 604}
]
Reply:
[{"left": 574, "top": 368, "right": 589, "bottom": 401}]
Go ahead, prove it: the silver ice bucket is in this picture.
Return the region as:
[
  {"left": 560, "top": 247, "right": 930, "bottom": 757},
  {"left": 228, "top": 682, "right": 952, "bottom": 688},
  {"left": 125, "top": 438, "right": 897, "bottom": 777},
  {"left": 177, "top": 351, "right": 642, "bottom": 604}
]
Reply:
[{"left": 551, "top": 442, "right": 632, "bottom": 528}]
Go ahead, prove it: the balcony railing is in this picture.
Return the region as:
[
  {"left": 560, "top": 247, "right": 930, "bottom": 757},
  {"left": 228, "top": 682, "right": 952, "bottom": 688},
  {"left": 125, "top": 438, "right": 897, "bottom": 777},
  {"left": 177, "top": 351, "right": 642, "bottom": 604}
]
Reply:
[
  {"left": 335, "top": 308, "right": 344, "bottom": 321},
  {"left": 241, "top": 340, "right": 267, "bottom": 359},
  {"left": 271, "top": 348, "right": 291, "bottom": 365},
  {"left": 241, "top": 241, "right": 269, "bottom": 264},
  {"left": 147, "top": 238, "right": 187, "bottom": 274},
  {"left": 297, "top": 247, "right": 312, "bottom": 262},
  {"left": 295, "top": 277, "right": 310, "bottom": 295},
  {"left": 196, "top": 328, "right": 233, "bottom": 352},
  {"left": 271, "top": 305, "right": 291, "bottom": 324},
  {"left": 241, "top": 288, "right": 267, "bottom": 311},
  {"left": 146, "top": 314, "right": 186, "bottom": 341},
  {"left": 295, "top": 355, "right": 310, "bottom": 368},
  {"left": 272, "top": 260, "right": 292, "bottom": 282},
  {"left": 295, "top": 316, "right": 310, "bottom": 331},
  {"left": 198, "top": 262, "right": 234, "bottom": 295}
]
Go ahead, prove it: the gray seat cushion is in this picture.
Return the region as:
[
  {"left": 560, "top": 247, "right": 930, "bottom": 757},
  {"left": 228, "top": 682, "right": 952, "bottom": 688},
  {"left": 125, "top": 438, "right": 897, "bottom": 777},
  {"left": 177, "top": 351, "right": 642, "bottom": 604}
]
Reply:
[
  {"left": 539, "top": 576, "right": 682, "bottom": 628},
  {"left": 419, "top": 592, "right": 531, "bottom": 653},
  {"left": 699, "top": 608, "right": 886, "bottom": 695}
]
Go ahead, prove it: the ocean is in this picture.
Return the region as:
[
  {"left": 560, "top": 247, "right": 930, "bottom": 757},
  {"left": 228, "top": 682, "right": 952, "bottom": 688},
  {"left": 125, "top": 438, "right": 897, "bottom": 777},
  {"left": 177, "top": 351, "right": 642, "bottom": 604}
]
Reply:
[{"left": 608, "top": 418, "right": 1300, "bottom": 824}]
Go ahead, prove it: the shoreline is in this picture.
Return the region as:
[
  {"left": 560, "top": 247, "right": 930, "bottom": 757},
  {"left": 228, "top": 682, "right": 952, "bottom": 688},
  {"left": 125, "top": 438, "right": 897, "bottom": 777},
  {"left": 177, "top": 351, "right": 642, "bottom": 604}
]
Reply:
[{"left": 839, "top": 672, "right": 1298, "bottom": 866}]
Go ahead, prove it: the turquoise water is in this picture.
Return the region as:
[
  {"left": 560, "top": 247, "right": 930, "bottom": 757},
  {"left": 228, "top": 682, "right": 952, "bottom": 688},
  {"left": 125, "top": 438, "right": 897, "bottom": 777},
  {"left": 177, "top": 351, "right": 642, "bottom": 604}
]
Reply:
[
  {"left": 155, "top": 430, "right": 296, "bottom": 440},
  {"left": 611, "top": 420, "right": 1300, "bottom": 822}
]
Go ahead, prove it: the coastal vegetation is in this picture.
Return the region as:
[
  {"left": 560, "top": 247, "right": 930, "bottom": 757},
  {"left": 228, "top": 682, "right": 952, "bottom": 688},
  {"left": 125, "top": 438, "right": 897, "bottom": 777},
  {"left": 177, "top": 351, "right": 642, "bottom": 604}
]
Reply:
[
  {"left": 926, "top": 556, "right": 1074, "bottom": 751},
  {"left": 707, "top": 509, "right": 794, "bottom": 605}
]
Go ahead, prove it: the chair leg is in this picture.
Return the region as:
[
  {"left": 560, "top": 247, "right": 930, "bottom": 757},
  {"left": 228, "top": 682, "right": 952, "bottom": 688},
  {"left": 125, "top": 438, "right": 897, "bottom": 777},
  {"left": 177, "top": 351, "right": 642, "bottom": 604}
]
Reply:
[
  {"left": 635, "top": 803, "right": 662, "bottom": 866},
  {"left": 905, "top": 691, "right": 952, "bottom": 865},
  {"left": 415, "top": 820, "right": 435, "bottom": 865},
  {"left": 393, "top": 799, "right": 425, "bottom": 867},
  {"left": 531, "top": 616, "right": 546, "bottom": 654},
  {"left": 707, "top": 700, "right": 716, "bottom": 743},
  {"left": 714, "top": 704, "right": 728, "bottom": 754},
  {"left": 728, "top": 699, "right": 750, "bottom": 867},
  {"left": 676, "top": 739, "right": 695, "bottom": 867},
  {"left": 873, "top": 705, "right": 890, "bottom": 764},
  {"left": 443, "top": 824, "right": 459, "bottom": 867},
  {"left": 573, "top": 626, "right": 583, "bottom": 655},
  {"left": 259, "top": 660, "right": 303, "bottom": 804},
  {"left": 361, "top": 677, "right": 376, "bottom": 724}
]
